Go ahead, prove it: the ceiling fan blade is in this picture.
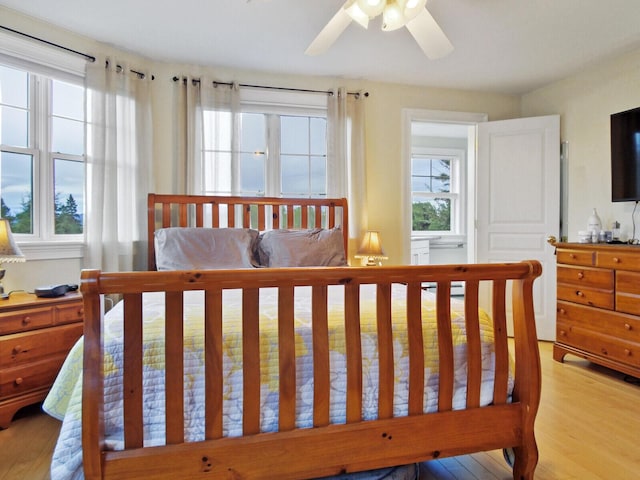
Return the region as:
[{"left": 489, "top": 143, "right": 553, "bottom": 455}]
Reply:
[
  {"left": 405, "top": 8, "right": 454, "bottom": 59},
  {"left": 305, "top": 7, "right": 354, "bottom": 56}
]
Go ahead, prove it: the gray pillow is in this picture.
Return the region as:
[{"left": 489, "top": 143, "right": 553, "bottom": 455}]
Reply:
[
  {"left": 257, "top": 228, "right": 347, "bottom": 267},
  {"left": 154, "top": 227, "right": 258, "bottom": 270}
]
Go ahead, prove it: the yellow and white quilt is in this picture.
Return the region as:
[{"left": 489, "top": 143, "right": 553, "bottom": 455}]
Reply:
[{"left": 44, "top": 285, "right": 512, "bottom": 480}]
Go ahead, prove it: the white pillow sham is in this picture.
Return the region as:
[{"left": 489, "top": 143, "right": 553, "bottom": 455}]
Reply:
[
  {"left": 154, "top": 227, "right": 258, "bottom": 270},
  {"left": 257, "top": 228, "right": 347, "bottom": 267}
]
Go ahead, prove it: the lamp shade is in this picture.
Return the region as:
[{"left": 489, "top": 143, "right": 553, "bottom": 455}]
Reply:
[
  {"left": 0, "top": 219, "right": 25, "bottom": 263},
  {"left": 355, "top": 230, "right": 387, "bottom": 259}
]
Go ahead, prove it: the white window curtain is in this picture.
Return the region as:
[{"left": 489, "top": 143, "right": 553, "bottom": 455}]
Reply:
[
  {"left": 84, "top": 60, "right": 153, "bottom": 271},
  {"left": 173, "top": 78, "right": 240, "bottom": 194},
  {"left": 327, "top": 88, "right": 368, "bottom": 244},
  {"left": 174, "top": 81, "right": 367, "bottom": 245}
]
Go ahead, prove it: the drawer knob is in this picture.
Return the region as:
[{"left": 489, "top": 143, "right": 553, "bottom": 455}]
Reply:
[
  {"left": 559, "top": 308, "right": 566, "bottom": 315},
  {"left": 559, "top": 330, "right": 566, "bottom": 336},
  {"left": 576, "top": 290, "right": 584, "bottom": 297},
  {"left": 577, "top": 272, "right": 584, "bottom": 279},
  {"left": 22, "top": 316, "right": 31, "bottom": 325},
  {"left": 14, "top": 377, "right": 23, "bottom": 385},
  {"left": 625, "top": 323, "right": 632, "bottom": 331},
  {"left": 601, "top": 348, "right": 608, "bottom": 355},
  {"left": 12, "top": 345, "right": 22, "bottom": 355},
  {"left": 624, "top": 349, "right": 632, "bottom": 356},
  {"left": 613, "top": 257, "right": 620, "bottom": 263}
]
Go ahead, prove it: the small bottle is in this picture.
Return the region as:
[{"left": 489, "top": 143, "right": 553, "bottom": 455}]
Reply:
[
  {"left": 591, "top": 230, "right": 598, "bottom": 243},
  {"left": 587, "top": 208, "right": 602, "bottom": 233}
]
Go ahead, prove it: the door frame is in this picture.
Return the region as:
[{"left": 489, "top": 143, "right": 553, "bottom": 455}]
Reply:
[{"left": 401, "top": 108, "right": 488, "bottom": 265}]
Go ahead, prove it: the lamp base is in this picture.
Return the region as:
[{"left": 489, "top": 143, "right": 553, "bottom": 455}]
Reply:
[{"left": 0, "top": 269, "right": 5, "bottom": 294}]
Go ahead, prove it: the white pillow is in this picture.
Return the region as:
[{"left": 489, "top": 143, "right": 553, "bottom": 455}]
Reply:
[
  {"left": 154, "top": 227, "right": 258, "bottom": 270},
  {"left": 257, "top": 228, "right": 347, "bottom": 267}
]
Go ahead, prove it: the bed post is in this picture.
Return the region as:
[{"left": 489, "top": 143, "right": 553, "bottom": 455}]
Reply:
[
  {"left": 81, "top": 269, "right": 105, "bottom": 480},
  {"left": 511, "top": 260, "right": 543, "bottom": 480}
]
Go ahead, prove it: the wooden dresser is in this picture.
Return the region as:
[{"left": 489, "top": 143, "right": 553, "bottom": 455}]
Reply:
[
  {"left": 0, "top": 292, "right": 83, "bottom": 428},
  {"left": 555, "top": 242, "right": 640, "bottom": 377}
]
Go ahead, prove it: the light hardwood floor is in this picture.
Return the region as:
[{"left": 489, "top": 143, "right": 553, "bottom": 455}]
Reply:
[{"left": 1, "top": 341, "right": 638, "bottom": 480}]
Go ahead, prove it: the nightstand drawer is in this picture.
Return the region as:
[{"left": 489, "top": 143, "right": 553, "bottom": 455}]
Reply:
[
  {"left": 0, "top": 307, "right": 54, "bottom": 335},
  {"left": 55, "top": 302, "right": 84, "bottom": 325},
  {"left": 0, "top": 354, "right": 67, "bottom": 398},
  {"left": 0, "top": 323, "right": 83, "bottom": 368}
]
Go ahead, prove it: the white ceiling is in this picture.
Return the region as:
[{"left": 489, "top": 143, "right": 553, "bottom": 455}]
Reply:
[{"left": 2, "top": 0, "right": 640, "bottom": 95}]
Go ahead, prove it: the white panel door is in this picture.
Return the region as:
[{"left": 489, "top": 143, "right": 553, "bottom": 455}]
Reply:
[{"left": 477, "top": 115, "right": 560, "bottom": 341}]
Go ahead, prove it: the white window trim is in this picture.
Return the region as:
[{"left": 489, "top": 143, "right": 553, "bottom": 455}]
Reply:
[
  {"left": 411, "top": 146, "right": 466, "bottom": 238},
  {"left": 0, "top": 30, "right": 86, "bottom": 260}
]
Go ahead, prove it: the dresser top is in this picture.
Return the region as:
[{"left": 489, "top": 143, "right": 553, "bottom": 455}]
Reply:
[{"left": 555, "top": 242, "right": 640, "bottom": 253}]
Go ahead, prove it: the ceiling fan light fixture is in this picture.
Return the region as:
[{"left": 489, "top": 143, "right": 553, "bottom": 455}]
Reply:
[
  {"left": 381, "top": 2, "right": 405, "bottom": 31},
  {"left": 402, "top": 0, "right": 427, "bottom": 21},
  {"left": 356, "top": 0, "right": 385, "bottom": 18},
  {"left": 345, "top": 1, "right": 370, "bottom": 28}
]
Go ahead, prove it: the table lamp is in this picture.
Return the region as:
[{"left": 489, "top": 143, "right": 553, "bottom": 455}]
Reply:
[
  {"left": 0, "top": 219, "right": 25, "bottom": 294},
  {"left": 355, "top": 230, "right": 388, "bottom": 266}
]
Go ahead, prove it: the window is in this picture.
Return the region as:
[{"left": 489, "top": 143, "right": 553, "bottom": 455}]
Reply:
[
  {"left": 201, "top": 93, "right": 327, "bottom": 199},
  {"left": 411, "top": 148, "right": 464, "bottom": 235},
  {"left": 0, "top": 63, "right": 85, "bottom": 240}
]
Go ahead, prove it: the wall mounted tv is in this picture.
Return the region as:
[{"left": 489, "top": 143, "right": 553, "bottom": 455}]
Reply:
[{"left": 611, "top": 106, "right": 640, "bottom": 202}]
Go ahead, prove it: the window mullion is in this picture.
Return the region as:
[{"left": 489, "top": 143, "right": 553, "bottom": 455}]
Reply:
[
  {"left": 265, "top": 114, "right": 280, "bottom": 197},
  {"left": 36, "top": 75, "right": 53, "bottom": 240}
]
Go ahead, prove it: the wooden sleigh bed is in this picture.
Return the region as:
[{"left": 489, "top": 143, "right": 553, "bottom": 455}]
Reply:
[{"left": 46, "top": 194, "right": 542, "bottom": 480}]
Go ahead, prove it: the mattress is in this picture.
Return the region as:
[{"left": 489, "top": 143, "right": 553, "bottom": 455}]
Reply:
[{"left": 44, "top": 285, "right": 512, "bottom": 480}]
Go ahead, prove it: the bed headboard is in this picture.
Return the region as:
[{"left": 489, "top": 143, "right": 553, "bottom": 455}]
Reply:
[{"left": 147, "top": 194, "right": 349, "bottom": 270}]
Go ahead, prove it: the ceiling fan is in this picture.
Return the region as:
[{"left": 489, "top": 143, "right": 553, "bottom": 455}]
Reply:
[{"left": 305, "top": 0, "right": 453, "bottom": 60}]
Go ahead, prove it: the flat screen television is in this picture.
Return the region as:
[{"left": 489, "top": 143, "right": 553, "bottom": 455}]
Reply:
[{"left": 611, "top": 106, "right": 640, "bottom": 202}]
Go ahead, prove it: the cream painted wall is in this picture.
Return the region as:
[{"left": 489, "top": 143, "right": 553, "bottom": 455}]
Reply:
[
  {"left": 522, "top": 48, "right": 640, "bottom": 243},
  {"left": 1, "top": 5, "right": 525, "bottom": 290}
]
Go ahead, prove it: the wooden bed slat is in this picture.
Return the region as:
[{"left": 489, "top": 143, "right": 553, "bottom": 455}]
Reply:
[
  {"left": 312, "top": 285, "right": 330, "bottom": 427},
  {"left": 344, "top": 282, "right": 362, "bottom": 423},
  {"left": 436, "top": 281, "right": 454, "bottom": 412},
  {"left": 123, "top": 294, "right": 143, "bottom": 449},
  {"left": 406, "top": 281, "right": 424, "bottom": 416},
  {"left": 242, "top": 288, "right": 261, "bottom": 435},
  {"left": 204, "top": 289, "right": 224, "bottom": 440},
  {"left": 375, "top": 283, "right": 394, "bottom": 420},
  {"left": 278, "top": 287, "right": 296, "bottom": 431},
  {"left": 492, "top": 279, "right": 509, "bottom": 405},
  {"left": 464, "top": 280, "right": 482, "bottom": 409},
  {"left": 165, "top": 292, "right": 184, "bottom": 444}
]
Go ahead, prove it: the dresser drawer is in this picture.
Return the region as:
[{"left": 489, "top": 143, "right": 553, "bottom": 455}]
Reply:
[
  {"left": 616, "top": 270, "right": 640, "bottom": 316},
  {"left": 557, "top": 249, "right": 595, "bottom": 266},
  {"left": 557, "top": 265, "right": 613, "bottom": 289},
  {"left": 55, "top": 302, "right": 84, "bottom": 325},
  {"left": 0, "top": 307, "right": 54, "bottom": 335},
  {"left": 556, "top": 322, "right": 640, "bottom": 368},
  {"left": 0, "top": 323, "right": 83, "bottom": 368},
  {"left": 557, "top": 284, "right": 614, "bottom": 309},
  {"left": 557, "top": 300, "right": 640, "bottom": 341},
  {"left": 597, "top": 251, "right": 640, "bottom": 271},
  {"left": 0, "top": 354, "right": 67, "bottom": 398}
]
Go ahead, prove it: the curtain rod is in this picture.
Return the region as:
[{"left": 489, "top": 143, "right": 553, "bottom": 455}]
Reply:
[
  {"left": 1, "top": 25, "right": 154, "bottom": 79},
  {"left": 0, "top": 24, "right": 96, "bottom": 62},
  {"left": 172, "top": 76, "right": 369, "bottom": 98}
]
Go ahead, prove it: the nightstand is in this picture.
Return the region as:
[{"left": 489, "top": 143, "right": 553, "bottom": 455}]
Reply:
[{"left": 0, "top": 291, "right": 83, "bottom": 428}]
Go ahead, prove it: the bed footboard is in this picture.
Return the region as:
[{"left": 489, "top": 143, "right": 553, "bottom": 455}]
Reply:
[{"left": 81, "top": 262, "right": 542, "bottom": 480}]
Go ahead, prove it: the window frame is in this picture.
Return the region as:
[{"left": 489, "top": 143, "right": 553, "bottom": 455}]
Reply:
[
  {"left": 200, "top": 88, "right": 329, "bottom": 199},
  {"left": 0, "top": 32, "right": 86, "bottom": 259},
  {"left": 410, "top": 146, "right": 466, "bottom": 238}
]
